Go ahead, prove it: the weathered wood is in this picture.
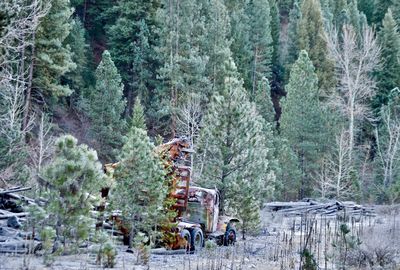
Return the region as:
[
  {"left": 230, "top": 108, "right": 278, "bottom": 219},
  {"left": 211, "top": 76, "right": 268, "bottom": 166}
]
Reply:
[
  {"left": 0, "top": 187, "right": 31, "bottom": 195},
  {"left": 266, "top": 200, "right": 374, "bottom": 217},
  {"left": 0, "top": 209, "right": 29, "bottom": 219},
  {"left": 0, "top": 239, "right": 41, "bottom": 254}
]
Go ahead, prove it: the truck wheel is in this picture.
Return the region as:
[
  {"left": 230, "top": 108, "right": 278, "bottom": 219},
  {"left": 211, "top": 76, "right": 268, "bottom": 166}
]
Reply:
[
  {"left": 181, "top": 229, "right": 191, "bottom": 252},
  {"left": 223, "top": 228, "right": 236, "bottom": 246},
  {"left": 190, "top": 228, "right": 204, "bottom": 251}
]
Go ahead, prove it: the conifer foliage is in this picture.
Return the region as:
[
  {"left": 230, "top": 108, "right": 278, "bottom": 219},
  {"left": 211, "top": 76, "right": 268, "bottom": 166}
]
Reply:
[
  {"left": 112, "top": 99, "right": 166, "bottom": 252},
  {"left": 34, "top": 0, "right": 76, "bottom": 97},
  {"left": 196, "top": 59, "right": 274, "bottom": 231},
  {"left": 88, "top": 50, "right": 127, "bottom": 162},
  {"left": 280, "top": 50, "right": 327, "bottom": 198},
  {"left": 375, "top": 9, "right": 400, "bottom": 109},
  {"left": 298, "top": 0, "right": 334, "bottom": 92},
  {"left": 42, "top": 135, "right": 108, "bottom": 248}
]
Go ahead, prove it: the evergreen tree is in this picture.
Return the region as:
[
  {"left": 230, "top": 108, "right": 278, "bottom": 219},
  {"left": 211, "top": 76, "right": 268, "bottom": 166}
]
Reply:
[
  {"left": 157, "top": 0, "right": 210, "bottom": 136},
  {"left": 34, "top": 0, "right": 76, "bottom": 97},
  {"left": 88, "top": 50, "right": 126, "bottom": 162},
  {"left": 196, "top": 59, "right": 274, "bottom": 217},
  {"left": 112, "top": 107, "right": 166, "bottom": 252},
  {"left": 298, "top": 0, "right": 335, "bottom": 93},
  {"left": 358, "top": 0, "right": 374, "bottom": 24},
  {"left": 255, "top": 78, "right": 275, "bottom": 124},
  {"left": 106, "top": 0, "right": 160, "bottom": 116},
  {"left": 42, "top": 135, "right": 108, "bottom": 248},
  {"left": 319, "top": 0, "right": 333, "bottom": 27},
  {"left": 280, "top": 50, "right": 328, "bottom": 198},
  {"left": 393, "top": 1, "right": 400, "bottom": 26},
  {"left": 227, "top": 1, "right": 252, "bottom": 90},
  {"left": 269, "top": 0, "right": 284, "bottom": 95},
  {"left": 347, "top": 0, "right": 368, "bottom": 38},
  {"left": 275, "top": 138, "right": 302, "bottom": 200},
  {"left": 372, "top": 0, "right": 393, "bottom": 28},
  {"left": 374, "top": 9, "right": 400, "bottom": 109},
  {"left": 131, "top": 97, "right": 146, "bottom": 130},
  {"left": 63, "top": 18, "right": 93, "bottom": 103},
  {"left": 285, "top": 0, "right": 301, "bottom": 71},
  {"left": 331, "top": 0, "right": 348, "bottom": 31},
  {"left": 277, "top": 0, "right": 295, "bottom": 15},
  {"left": 233, "top": 182, "right": 262, "bottom": 239},
  {"left": 246, "top": 0, "right": 274, "bottom": 99},
  {"left": 374, "top": 90, "right": 400, "bottom": 203},
  {"left": 228, "top": 0, "right": 274, "bottom": 99},
  {"left": 202, "top": 0, "right": 232, "bottom": 94}
]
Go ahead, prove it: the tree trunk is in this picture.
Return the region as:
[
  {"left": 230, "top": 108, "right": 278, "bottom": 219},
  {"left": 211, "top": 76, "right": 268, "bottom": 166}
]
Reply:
[{"left": 23, "top": 30, "right": 36, "bottom": 135}]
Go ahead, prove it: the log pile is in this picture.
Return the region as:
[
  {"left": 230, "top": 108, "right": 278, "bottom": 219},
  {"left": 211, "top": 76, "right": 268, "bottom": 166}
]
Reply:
[
  {"left": 0, "top": 186, "right": 41, "bottom": 253},
  {"left": 264, "top": 199, "right": 375, "bottom": 217}
]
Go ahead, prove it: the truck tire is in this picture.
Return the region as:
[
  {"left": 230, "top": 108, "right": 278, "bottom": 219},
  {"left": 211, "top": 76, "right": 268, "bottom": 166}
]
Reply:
[
  {"left": 181, "top": 229, "right": 191, "bottom": 252},
  {"left": 190, "top": 228, "right": 204, "bottom": 251},
  {"left": 223, "top": 228, "right": 236, "bottom": 246}
]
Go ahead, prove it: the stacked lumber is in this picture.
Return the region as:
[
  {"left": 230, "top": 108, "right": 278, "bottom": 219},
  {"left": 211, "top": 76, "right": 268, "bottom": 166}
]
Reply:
[
  {"left": 0, "top": 186, "right": 41, "bottom": 253},
  {"left": 264, "top": 199, "right": 375, "bottom": 217}
]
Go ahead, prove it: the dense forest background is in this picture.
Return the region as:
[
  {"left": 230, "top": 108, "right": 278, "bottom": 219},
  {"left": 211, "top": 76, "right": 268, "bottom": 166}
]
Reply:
[{"left": 1, "top": 0, "right": 400, "bottom": 211}]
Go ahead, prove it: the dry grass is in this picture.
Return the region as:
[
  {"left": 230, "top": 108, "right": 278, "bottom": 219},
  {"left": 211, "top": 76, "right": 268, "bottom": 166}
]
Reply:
[{"left": 1, "top": 205, "right": 399, "bottom": 270}]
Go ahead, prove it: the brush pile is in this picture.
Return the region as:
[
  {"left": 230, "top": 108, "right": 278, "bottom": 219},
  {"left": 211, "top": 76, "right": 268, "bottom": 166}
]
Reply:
[
  {"left": 0, "top": 186, "right": 41, "bottom": 254},
  {"left": 265, "top": 199, "right": 375, "bottom": 217}
]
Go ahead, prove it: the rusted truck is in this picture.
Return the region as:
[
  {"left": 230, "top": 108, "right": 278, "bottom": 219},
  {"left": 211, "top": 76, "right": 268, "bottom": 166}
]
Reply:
[
  {"left": 158, "top": 138, "right": 238, "bottom": 251},
  {"left": 105, "top": 138, "right": 238, "bottom": 251}
]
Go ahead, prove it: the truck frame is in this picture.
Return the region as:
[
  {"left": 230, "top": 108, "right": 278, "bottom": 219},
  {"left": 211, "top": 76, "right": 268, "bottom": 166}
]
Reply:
[{"left": 158, "top": 138, "right": 238, "bottom": 251}]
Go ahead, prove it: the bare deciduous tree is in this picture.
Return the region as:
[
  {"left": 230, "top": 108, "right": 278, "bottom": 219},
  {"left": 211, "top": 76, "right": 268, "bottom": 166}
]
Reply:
[
  {"left": 29, "top": 113, "right": 55, "bottom": 175},
  {"left": 0, "top": 0, "right": 49, "bottom": 184},
  {"left": 316, "top": 129, "right": 353, "bottom": 199},
  {"left": 176, "top": 94, "right": 202, "bottom": 147},
  {"left": 327, "top": 25, "right": 380, "bottom": 163}
]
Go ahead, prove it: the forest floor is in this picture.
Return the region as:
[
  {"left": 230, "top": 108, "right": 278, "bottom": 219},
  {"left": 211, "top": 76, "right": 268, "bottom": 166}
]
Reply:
[{"left": 1, "top": 205, "right": 399, "bottom": 270}]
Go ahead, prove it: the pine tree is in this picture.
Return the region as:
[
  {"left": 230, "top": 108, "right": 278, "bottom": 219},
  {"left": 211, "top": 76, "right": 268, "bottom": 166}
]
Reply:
[
  {"left": 347, "top": 0, "right": 368, "bottom": 38},
  {"left": 374, "top": 9, "right": 400, "bottom": 109},
  {"left": 63, "top": 18, "right": 93, "bottom": 103},
  {"left": 277, "top": 0, "right": 295, "bottom": 15},
  {"left": 157, "top": 0, "right": 210, "bottom": 136},
  {"left": 393, "top": 1, "right": 400, "bottom": 26},
  {"left": 34, "top": 0, "right": 76, "bottom": 97},
  {"left": 131, "top": 97, "right": 146, "bottom": 130},
  {"left": 42, "top": 135, "right": 108, "bottom": 248},
  {"left": 246, "top": 0, "right": 274, "bottom": 99},
  {"left": 255, "top": 78, "right": 275, "bottom": 124},
  {"left": 280, "top": 50, "right": 328, "bottom": 198},
  {"left": 202, "top": 0, "right": 232, "bottom": 94},
  {"left": 196, "top": 59, "right": 274, "bottom": 218},
  {"left": 112, "top": 107, "right": 166, "bottom": 252},
  {"left": 88, "top": 50, "right": 126, "bottom": 162},
  {"left": 298, "top": 0, "right": 335, "bottom": 93},
  {"left": 373, "top": 0, "right": 393, "bottom": 28},
  {"left": 332, "top": 0, "right": 348, "bottom": 31},
  {"left": 374, "top": 90, "right": 400, "bottom": 203},
  {"left": 106, "top": 0, "right": 160, "bottom": 116},
  {"left": 269, "top": 0, "right": 284, "bottom": 95},
  {"left": 358, "top": 0, "right": 374, "bottom": 24},
  {"left": 275, "top": 138, "right": 302, "bottom": 200},
  {"left": 233, "top": 183, "right": 262, "bottom": 239},
  {"left": 285, "top": 0, "right": 301, "bottom": 76},
  {"left": 227, "top": 1, "right": 252, "bottom": 90},
  {"left": 319, "top": 0, "right": 333, "bottom": 27},
  {"left": 228, "top": 0, "right": 274, "bottom": 99}
]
